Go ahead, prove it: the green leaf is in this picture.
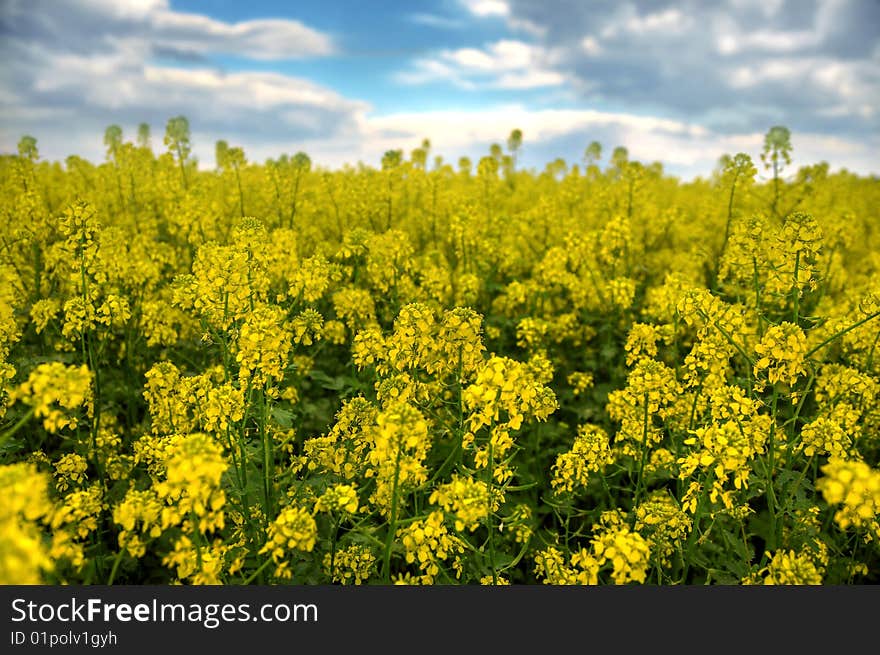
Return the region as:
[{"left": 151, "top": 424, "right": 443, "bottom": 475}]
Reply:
[{"left": 271, "top": 406, "right": 295, "bottom": 429}]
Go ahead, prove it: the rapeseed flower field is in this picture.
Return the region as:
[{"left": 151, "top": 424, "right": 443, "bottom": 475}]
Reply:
[{"left": 1, "top": 121, "right": 878, "bottom": 585}]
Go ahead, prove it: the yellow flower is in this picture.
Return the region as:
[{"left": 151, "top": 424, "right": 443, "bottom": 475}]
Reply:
[
  {"left": 429, "top": 474, "right": 496, "bottom": 532},
  {"left": 748, "top": 548, "right": 825, "bottom": 585},
  {"left": 817, "top": 458, "right": 880, "bottom": 534},
  {"left": 113, "top": 489, "right": 164, "bottom": 558},
  {"left": 366, "top": 402, "right": 431, "bottom": 515},
  {"left": 314, "top": 484, "right": 359, "bottom": 514},
  {"left": 54, "top": 453, "right": 88, "bottom": 492},
  {"left": 591, "top": 525, "right": 651, "bottom": 585},
  {"left": 290, "top": 308, "right": 324, "bottom": 346},
  {"left": 323, "top": 545, "right": 376, "bottom": 584},
  {"left": 154, "top": 433, "right": 228, "bottom": 533},
  {"left": 14, "top": 362, "right": 93, "bottom": 433},
  {"left": 236, "top": 303, "right": 292, "bottom": 385},
  {"left": 753, "top": 322, "right": 808, "bottom": 390},
  {"left": 0, "top": 463, "right": 54, "bottom": 584},
  {"left": 551, "top": 424, "right": 614, "bottom": 493},
  {"left": 397, "top": 510, "right": 463, "bottom": 583},
  {"left": 261, "top": 506, "right": 318, "bottom": 579}
]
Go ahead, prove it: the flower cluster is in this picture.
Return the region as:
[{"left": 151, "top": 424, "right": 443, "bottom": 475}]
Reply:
[
  {"left": 429, "top": 475, "right": 496, "bottom": 532},
  {"left": 2, "top": 127, "right": 878, "bottom": 586},
  {"left": 396, "top": 511, "right": 464, "bottom": 584},
  {"left": 816, "top": 459, "right": 880, "bottom": 536},
  {"left": 753, "top": 322, "right": 808, "bottom": 390},
  {"left": 154, "top": 433, "right": 228, "bottom": 533},
  {"left": 260, "top": 506, "right": 318, "bottom": 579},
  {"left": 13, "top": 363, "right": 93, "bottom": 433},
  {"left": 551, "top": 424, "right": 614, "bottom": 493}
]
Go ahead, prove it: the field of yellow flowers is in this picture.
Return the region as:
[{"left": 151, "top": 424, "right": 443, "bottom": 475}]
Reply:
[{"left": 1, "top": 120, "right": 878, "bottom": 585}]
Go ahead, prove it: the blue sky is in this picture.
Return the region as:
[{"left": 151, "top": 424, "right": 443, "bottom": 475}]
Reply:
[{"left": 1, "top": 0, "right": 878, "bottom": 178}]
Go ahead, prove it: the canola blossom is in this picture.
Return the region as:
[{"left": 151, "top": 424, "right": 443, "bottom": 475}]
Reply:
[{"left": 1, "top": 124, "right": 879, "bottom": 586}]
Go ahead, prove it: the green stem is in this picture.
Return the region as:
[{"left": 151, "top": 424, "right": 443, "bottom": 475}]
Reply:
[
  {"left": 189, "top": 510, "right": 205, "bottom": 577},
  {"left": 783, "top": 455, "right": 815, "bottom": 511},
  {"left": 176, "top": 143, "right": 188, "bottom": 190},
  {"left": 697, "top": 308, "right": 756, "bottom": 392},
  {"left": 721, "top": 176, "right": 738, "bottom": 258},
  {"left": 0, "top": 408, "right": 36, "bottom": 445},
  {"left": 243, "top": 557, "right": 273, "bottom": 584},
  {"left": 107, "top": 547, "right": 125, "bottom": 585},
  {"left": 753, "top": 257, "right": 764, "bottom": 337},
  {"left": 680, "top": 472, "right": 712, "bottom": 584},
  {"left": 632, "top": 392, "right": 651, "bottom": 519},
  {"left": 765, "top": 386, "right": 780, "bottom": 551},
  {"left": 234, "top": 164, "right": 245, "bottom": 217},
  {"left": 805, "top": 311, "right": 880, "bottom": 360},
  {"left": 382, "top": 442, "right": 404, "bottom": 583},
  {"left": 792, "top": 251, "right": 800, "bottom": 325},
  {"left": 487, "top": 437, "right": 497, "bottom": 585},
  {"left": 261, "top": 386, "right": 273, "bottom": 518},
  {"left": 328, "top": 517, "right": 340, "bottom": 583}
]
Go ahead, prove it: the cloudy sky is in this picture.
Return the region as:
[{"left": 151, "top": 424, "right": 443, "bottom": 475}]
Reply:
[{"left": 1, "top": 0, "right": 878, "bottom": 178}]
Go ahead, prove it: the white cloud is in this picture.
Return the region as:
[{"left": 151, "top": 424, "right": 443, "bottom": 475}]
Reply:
[
  {"left": 624, "top": 8, "right": 693, "bottom": 35},
  {"left": 363, "top": 106, "right": 707, "bottom": 154},
  {"left": 149, "top": 11, "right": 333, "bottom": 59},
  {"left": 728, "top": 59, "right": 814, "bottom": 88},
  {"left": 3, "top": 79, "right": 877, "bottom": 180},
  {"left": 2, "top": 0, "right": 877, "bottom": 181},
  {"left": 738, "top": 30, "right": 820, "bottom": 53},
  {"left": 398, "top": 40, "right": 565, "bottom": 90},
  {"left": 498, "top": 0, "right": 879, "bottom": 142},
  {"left": 600, "top": 6, "right": 694, "bottom": 40},
  {"left": 496, "top": 70, "right": 566, "bottom": 89},
  {"left": 2, "top": 0, "right": 334, "bottom": 60},
  {"left": 713, "top": 1, "right": 857, "bottom": 58},
  {"left": 74, "top": 0, "right": 166, "bottom": 20},
  {"left": 408, "top": 13, "right": 465, "bottom": 29},
  {"left": 0, "top": 0, "right": 350, "bottom": 166},
  {"left": 141, "top": 67, "right": 360, "bottom": 111},
  {"left": 727, "top": 0, "right": 784, "bottom": 19},
  {"left": 12, "top": 39, "right": 358, "bottom": 117},
  {"left": 507, "top": 17, "right": 547, "bottom": 38},
  {"left": 0, "top": 63, "right": 368, "bottom": 165},
  {"left": 460, "top": 0, "right": 510, "bottom": 18},
  {"left": 716, "top": 23, "right": 824, "bottom": 56},
  {"left": 447, "top": 47, "right": 499, "bottom": 71},
  {"left": 459, "top": 0, "right": 545, "bottom": 35},
  {"left": 724, "top": 55, "right": 878, "bottom": 120},
  {"left": 580, "top": 37, "right": 603, "bottom": 56},
  {"left": 349, "top": 104, "right": 876, "bottom": 179}
]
